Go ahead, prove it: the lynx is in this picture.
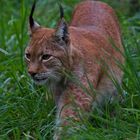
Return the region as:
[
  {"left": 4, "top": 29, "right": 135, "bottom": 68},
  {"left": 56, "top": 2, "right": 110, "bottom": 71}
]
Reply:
[{"left": 25, "top": 0, "right": 124, "bottom": 139}]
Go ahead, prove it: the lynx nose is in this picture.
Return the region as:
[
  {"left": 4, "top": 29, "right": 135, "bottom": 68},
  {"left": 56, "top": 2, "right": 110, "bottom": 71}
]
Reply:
[{"left": 28, "top": 70, "right": 37, "bottom": 77}]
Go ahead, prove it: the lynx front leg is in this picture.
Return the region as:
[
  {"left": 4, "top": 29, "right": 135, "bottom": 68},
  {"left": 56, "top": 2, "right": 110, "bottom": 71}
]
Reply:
[
  {"left": 53, "top": 105, "right": 79, "bottom": 140},
  {"left": 53, "top": 85, "right": 93, "bottom": 140}
]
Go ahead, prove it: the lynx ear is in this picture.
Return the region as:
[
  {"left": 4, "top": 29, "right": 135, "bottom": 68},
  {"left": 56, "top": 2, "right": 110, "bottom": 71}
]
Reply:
[
  {"left": 29, "top": 0, "right": 40, "bottom": 34},
  {"left": 55, "top": 4, "right": 69, "bottom": 44}
]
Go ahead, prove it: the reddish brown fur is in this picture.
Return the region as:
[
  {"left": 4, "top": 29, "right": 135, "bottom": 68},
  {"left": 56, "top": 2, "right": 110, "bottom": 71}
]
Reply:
[{"left": 25, "top": 1, "right": 124, "bottom": 140}]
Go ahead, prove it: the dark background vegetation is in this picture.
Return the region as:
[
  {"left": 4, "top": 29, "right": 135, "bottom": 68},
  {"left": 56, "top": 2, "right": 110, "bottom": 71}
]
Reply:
[{"left": 0, "top": 0, "right": 140, "bottom": 139}]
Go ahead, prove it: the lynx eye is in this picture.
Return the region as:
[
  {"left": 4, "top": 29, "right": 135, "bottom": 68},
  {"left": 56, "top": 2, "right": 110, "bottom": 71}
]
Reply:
[
  {"left": 25, "top": 53, "right": 31, "bottom": 61},
  {"left": 42, "top": 54, "right": 52, "bottom": 62}
]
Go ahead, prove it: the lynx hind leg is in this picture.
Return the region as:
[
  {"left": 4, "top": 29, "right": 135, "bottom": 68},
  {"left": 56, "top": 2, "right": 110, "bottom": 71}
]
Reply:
[{"left": 92, "top": 73, "right": 123, "bottom": 110}]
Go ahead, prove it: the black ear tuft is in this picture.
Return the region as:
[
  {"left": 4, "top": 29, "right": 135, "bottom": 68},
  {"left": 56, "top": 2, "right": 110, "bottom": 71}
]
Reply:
[
  {"left": 29, "top": 0, "right": 37, "bottom": 28},
  {"left": 59, "top": 3, "right": 64, "bottom": 19},
  {"left": 29, "top": 0, "right": 40, "bottom": 34}
]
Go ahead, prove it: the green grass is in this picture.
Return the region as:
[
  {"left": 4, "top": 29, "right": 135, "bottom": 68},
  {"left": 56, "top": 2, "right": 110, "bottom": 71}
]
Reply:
[{"left": 0, "top": 0, "right": 140, "bottom": 139}]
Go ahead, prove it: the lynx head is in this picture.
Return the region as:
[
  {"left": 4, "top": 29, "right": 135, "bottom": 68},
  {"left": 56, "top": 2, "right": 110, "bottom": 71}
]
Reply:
[{"left": 25, "top": 1, "right": 71, "bottom": 85}]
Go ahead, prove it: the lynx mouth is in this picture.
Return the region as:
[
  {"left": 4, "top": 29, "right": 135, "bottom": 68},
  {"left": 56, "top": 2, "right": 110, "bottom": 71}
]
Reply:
[
  {"left": 33, "top": 77, "right": 48, "bottom": 85},
  {"left": 31, "top": 71, "right": 60, "bottom": 85}
]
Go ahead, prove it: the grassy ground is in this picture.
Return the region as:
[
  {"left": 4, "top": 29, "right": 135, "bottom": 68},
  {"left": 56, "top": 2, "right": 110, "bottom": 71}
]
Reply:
[{"left": 0, "top": 0, "right": 140, "bottom": 139}]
